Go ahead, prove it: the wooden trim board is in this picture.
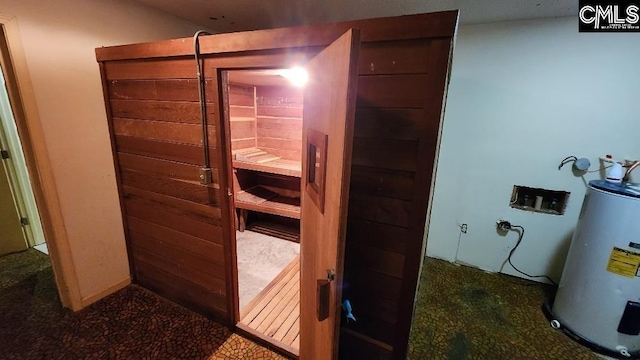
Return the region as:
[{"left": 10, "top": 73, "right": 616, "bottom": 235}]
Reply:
[
  {"left": 95, "top": 12, "right": 458, "bottom": 61},
  {"left": 0, "top": 14, "right": 83, "bottom": 310},
  {"left": 81, "top": 276, "right": 131, "bottom": 308}
]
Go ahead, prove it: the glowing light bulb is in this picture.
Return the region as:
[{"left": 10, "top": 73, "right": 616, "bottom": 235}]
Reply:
[{"left": 279, "top": 67, "right": 308, "bottom": 87}]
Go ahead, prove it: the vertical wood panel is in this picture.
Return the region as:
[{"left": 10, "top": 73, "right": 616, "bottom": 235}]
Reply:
[
  {"left": 391, "top": 37, "right": 453, "bottom": 359},
  {"left": 342, "top": 36, "right": 454, "bottom": 359},
  {"left": 214, "top": 70, "right": 239, "bottom": 326},
  {"left": 228, "top": 83, "right": 257, "bottom": 151},
  {"left": 99, "top": 62, "right": 136, "bottom": 282}
]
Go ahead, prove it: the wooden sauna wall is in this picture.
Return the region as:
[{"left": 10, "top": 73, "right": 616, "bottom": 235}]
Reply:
[
  {"left": 97, "top": 11, "right": 456, "bottom": 360},
  {"left": 231, "top": 84, "right": 303, "bottom": 206},
  {"left": 103, "top": 58, "right": 229, "bottom": 323},
  {"left": 229, "top": 84, "right": 257, "bottom": 151},
  {"left": 255, "top": 85, "right": 303, "bottom": 161},
  {"left": 339, "top": 37, "right": 453, "bottom": 359}
]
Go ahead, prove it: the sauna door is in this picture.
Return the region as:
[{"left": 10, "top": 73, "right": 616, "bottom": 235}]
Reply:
[{"left": 300, "top": 29, "right": 360, "bottom": 359}]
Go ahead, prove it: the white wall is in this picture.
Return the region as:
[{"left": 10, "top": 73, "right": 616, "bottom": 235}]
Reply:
[
  {"left": 0, "top": 0, "right": 204, "bottom": 304},
  {"left": 427, "top": 17, "right": 640, "bottom": 282}
]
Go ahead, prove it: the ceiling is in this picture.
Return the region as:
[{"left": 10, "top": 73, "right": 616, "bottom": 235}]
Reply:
[{"left": 135, "top": 0, "right": 577, "bottom": 33}]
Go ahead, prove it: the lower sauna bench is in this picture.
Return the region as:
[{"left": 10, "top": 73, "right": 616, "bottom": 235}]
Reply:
[
  {"left": 238, "top": 255, "right": 300, "bottom": 355},
  {"left": 232, "top": 148, "right": 301, "bottom": 231}
]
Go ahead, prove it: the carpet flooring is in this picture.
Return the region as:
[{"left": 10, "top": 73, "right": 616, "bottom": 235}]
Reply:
[
  {"left": 236, "top": 230, "right": 299, "bottom": 310},
  {"left": 2, "top": 248, "right": 602, "bottom": 359},
  {"left": 408, "top": 257, "right": 599, "bottom": 360},
  {"left": 0, "top": 249, "right": 285, "bottom": 360}
]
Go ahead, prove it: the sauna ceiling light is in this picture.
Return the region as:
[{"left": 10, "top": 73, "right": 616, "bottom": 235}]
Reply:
[{"left": 279, "top": 67, "right": 308, "bottom": 87}]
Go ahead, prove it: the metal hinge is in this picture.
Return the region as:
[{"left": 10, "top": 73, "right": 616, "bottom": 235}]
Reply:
[
  {"left": 20, "top": 217, "right": 29, "bottom": 226},
  {"left": 1, "top": 150, "right": 9, "bottom": 159}
]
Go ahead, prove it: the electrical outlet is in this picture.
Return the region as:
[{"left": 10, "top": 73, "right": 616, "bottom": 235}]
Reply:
[{"left": 496, "top": 220, "right": 511, "bottom": 231}]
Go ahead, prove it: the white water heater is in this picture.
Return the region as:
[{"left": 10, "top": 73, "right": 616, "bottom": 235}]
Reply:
[{"left": 552, "top": 180, "right": 640, "bottom": 356}]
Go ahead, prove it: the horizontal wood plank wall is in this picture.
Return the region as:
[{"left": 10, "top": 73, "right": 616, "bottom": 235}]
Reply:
[
  {"left": 102, "top": 59, "right": 229, "bottom": 323},
  {"left": 255, "top": 86, "right": 303, "bottom": 161},
  {"left": 339, "top": 37, "right": 453, "bottom": 360},
  {"left": 97, "top": 12, "right": 456, "bottom": 360},
  {"left": 228, "top": 84, "right": 257, "bottom": 151}
]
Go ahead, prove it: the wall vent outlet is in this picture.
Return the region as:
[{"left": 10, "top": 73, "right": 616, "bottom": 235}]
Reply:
[{"left": 510, "top": 185, "right": 569, "bottom": 215}]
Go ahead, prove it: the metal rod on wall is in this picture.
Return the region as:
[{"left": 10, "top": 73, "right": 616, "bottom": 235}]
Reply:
[{"left": 194, "top": 30, "right": 212, "bottom": 185}]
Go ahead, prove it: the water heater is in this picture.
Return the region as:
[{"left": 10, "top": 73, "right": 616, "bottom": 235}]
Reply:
[{"left": 552, "top": 180, "right": 640, "bottom": 357}]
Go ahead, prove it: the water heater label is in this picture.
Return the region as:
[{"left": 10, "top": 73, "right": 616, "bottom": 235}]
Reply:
[{"left": 607, "top": 247, "right": 640, "bottom": 278}]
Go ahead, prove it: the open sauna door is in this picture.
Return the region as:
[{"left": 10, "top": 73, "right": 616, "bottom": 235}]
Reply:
[{"left": 299, "top": 29, "right": 360, "bottom": 359}]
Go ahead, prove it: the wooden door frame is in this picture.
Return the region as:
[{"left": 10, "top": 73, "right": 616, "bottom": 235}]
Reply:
[
  {"left": 0, "top": 14, "right": 82, "bottom": 310},
  {"left": 214, "top": 63, "right": 312, "bottom": 359},
  {"left": 215, "top": 32, "right": 359, "bottom": 356}
]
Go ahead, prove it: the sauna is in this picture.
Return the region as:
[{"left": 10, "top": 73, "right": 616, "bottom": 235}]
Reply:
[
  {"left": 97, "top": 11, "right": 457, "bottom": 360},
  {"left": 226, "top": 69, "right": 304, "bottom": 353}
]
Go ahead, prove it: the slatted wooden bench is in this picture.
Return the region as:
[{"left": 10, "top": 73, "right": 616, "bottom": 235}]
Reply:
[
  {"left": 233, "top": 147, "right": 302, "bottom": 178},
  {"left": 232, "top": 148, "right": 301, "bottom": 231}
]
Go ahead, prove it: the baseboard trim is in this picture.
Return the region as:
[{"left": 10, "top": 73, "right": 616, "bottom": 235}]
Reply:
[{"left": 80, "top": 276, "right": 131, "bottom": 308}]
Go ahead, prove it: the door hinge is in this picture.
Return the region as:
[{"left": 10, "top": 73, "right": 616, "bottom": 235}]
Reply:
[
  {"left": 20, "top": 217, "right": 29, "bottom": 226},
  {"left": 1, "top": 150, "right": 9, "bottom": 159},
  {"left": 327, "top": 269, "right": 335, "bottom": 281}
]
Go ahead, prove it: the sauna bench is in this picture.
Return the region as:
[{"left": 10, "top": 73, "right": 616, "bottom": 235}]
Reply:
[
  {"left": 235, "top": 185, "right": 301, "bottom": 232},
  {"left": 232, "top": 148, "right": 301, "bottom": 230},
  {"left": 235, "top": 185, "right": 301, "bottom": 220},
  {"left": 232, "top": 148, "right": 302, "bottom": 178}
]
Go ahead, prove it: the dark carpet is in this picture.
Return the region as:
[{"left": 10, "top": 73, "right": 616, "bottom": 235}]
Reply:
[
  {"left": 0, "top": 249, "right": 285, "bottom": 359},
  {"left": 408, "top": 257, "right": 599, "bottom": 360},
  {"left": 2, "top": 249, "right": 600, "bottom": 359}
]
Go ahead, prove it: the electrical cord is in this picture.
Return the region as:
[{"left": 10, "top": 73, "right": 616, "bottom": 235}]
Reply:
[
  {"left": 504, "top": 224, "right": 558, "bottom": 286},
  {"left": 558, "top": 156, "right": 577, "bottom": 170},
  {"left": 585, "top": 164, "right": 613, "bottom": 173}
]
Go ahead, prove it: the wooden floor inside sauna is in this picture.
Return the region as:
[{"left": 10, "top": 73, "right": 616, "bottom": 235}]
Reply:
[{"left": 239, "top": 255, "right": 300, "bottom": 356}]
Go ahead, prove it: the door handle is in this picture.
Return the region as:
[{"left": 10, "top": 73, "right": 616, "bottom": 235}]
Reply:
[
  {"left": 317, "top": 269, "right": 335, "bottom": 321},
  {"left": 317, "top": 279, "right": 330, "bottom": 321}
]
